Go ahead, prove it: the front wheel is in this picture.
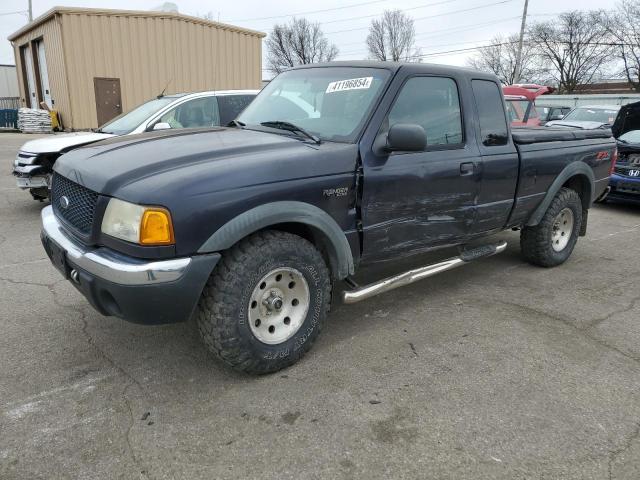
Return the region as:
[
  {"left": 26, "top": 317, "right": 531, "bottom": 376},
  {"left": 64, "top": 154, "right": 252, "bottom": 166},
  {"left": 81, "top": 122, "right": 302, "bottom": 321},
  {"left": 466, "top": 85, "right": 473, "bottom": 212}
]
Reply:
[
  {"left": 520, "top": 187, "right": 583, "bottom": 267},
  {"left": 196, "top": 231, "right": 331, "bottom": 374}
]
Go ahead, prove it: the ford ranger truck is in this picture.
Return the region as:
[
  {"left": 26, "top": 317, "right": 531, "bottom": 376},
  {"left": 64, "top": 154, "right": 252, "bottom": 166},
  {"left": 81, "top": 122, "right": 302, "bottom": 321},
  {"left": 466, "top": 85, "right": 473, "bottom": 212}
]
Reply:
[{"left": 40, "top": 62, "right": 616, "bottom": 374}]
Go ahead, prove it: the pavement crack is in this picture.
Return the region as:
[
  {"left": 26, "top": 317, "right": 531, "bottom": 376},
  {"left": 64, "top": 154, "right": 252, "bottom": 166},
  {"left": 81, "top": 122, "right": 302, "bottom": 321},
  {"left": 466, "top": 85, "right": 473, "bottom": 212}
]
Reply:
[
  {"left": 47, "top": 283, "right": 150, "bottom": 479},
  {"left": 0, "top": 275, "right": 57, "bottom": 288},
  {"left": 586, "top": 295, "right": 640, "bottom": 330},
  {"left": 495, "top": 300, "right": 640, "bottom": 366},
  {"left": 608, "top": 421, "right": 640, "bottom": 480}
]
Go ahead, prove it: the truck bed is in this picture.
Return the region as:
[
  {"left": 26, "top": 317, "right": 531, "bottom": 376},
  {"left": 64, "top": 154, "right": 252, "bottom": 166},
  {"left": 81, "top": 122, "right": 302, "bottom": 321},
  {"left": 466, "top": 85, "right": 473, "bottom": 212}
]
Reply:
[{"left": 511, "top": 126, "right": 612, "bottom": 144}]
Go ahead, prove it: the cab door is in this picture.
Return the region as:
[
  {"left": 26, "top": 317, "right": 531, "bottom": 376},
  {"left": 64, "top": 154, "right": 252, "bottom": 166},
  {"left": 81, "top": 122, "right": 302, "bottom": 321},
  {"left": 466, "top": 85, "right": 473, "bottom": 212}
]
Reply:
[
  {"left": 360, "top": 74, "right": 482, "bottom": 263},
  {"left": 469, "top": 79, "right": 520, "bottom": 234}
]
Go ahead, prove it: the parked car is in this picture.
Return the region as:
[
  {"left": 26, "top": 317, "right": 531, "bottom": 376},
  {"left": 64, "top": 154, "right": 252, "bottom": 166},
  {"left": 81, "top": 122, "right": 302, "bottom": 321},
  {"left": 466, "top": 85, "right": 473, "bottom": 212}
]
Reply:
[
  {"left": 13, "top": 90, "right": 258, "bottom": 200},
  {"left": 537, "top": 105, "right": 572, "bottom": 125},
  {"left": 41, "top": 62, "right": 615, "bottom": 374},
  {"left": 542, "top": 102, "right": 640, "bottom": 202},
  {"left": 608, "top": 130, "right": 640, "bottom": 201},
  {"left": 545, "top": 105, "right": 621, "bottom": 130},
  {"left": 503, "top": 85, "right": 554, "bottom": 127}
]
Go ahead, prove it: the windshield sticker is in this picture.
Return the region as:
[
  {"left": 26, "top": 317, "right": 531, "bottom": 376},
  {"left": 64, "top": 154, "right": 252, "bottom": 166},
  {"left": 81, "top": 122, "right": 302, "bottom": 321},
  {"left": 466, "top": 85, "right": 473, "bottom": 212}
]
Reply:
[{"left": 326, "top": 77, "right": 373, "bottom": 93}]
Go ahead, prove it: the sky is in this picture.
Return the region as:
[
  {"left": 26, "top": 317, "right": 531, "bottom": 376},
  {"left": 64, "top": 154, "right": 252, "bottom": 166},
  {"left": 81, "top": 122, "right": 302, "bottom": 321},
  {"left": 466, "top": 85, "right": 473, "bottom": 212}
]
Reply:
[{"left": 1, "top": 0, "right": 609, "bottom": 78}]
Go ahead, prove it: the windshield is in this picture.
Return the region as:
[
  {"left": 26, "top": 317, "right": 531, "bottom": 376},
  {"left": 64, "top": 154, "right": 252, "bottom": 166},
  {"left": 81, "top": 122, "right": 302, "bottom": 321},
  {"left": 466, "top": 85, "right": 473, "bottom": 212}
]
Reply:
[
  {"left": 618, "top": 130, "right": 640, "bottom": 143},
  {"left": 562, "top": 107, "right": 619, "bottom": 124},
  {"left": 238, "top": 67, "right": 391, "bottom": 142},
  {"left": 99, "top": 97, "right": 177, "bottom": 134}
]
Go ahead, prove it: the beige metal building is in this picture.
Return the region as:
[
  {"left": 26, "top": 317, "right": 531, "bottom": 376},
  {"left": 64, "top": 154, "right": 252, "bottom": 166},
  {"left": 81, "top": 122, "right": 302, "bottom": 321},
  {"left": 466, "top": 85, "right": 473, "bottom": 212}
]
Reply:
[
  {"left": 0, "top": 65, "right": 19, "bottom": 97},
  {"left": 8, "top": 7, "right": 265, "bottom": 129}
]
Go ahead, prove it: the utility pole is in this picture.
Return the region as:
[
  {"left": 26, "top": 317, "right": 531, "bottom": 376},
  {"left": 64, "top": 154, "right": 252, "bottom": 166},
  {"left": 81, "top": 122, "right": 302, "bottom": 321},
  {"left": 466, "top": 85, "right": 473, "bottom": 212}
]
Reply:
[
  {"left": 514, "top": 0, "right": 529, "bottom": 84},
  {"left": 28, "top": 0, "right": 33, "bottom": 21}
]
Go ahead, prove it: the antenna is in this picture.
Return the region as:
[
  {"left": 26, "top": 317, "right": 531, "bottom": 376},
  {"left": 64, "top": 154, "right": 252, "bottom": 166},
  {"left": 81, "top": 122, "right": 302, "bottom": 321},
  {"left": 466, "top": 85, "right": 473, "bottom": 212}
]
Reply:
[{"left": 158, "top": 79, "right": 172, "bottom": 99}]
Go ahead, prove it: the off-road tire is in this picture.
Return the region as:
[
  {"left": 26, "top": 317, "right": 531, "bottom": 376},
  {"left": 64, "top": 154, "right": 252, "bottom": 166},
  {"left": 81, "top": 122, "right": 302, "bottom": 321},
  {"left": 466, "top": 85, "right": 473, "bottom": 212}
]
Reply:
[
  {"left": 520, "top": 187, "right": 583, "bottom": 267},
  {"left": 196, "top": 230, "right": 331, "bottom": 374}
]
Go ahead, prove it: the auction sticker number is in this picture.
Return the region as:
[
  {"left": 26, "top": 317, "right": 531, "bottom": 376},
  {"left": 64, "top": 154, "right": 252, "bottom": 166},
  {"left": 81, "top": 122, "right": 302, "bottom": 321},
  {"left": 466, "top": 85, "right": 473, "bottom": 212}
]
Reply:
[{"left": 326, "top": 77, "right": 373, "bottom": 93}]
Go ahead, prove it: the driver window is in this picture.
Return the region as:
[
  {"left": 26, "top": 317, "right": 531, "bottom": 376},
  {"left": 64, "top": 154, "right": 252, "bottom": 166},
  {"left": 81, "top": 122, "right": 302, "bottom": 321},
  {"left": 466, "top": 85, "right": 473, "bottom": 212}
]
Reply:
[
  {"left": 158, "top": 97, "right": 219, "bottom": 129},
  {"left": 382, "top": 76, "right": 463, "bottom": 146}
]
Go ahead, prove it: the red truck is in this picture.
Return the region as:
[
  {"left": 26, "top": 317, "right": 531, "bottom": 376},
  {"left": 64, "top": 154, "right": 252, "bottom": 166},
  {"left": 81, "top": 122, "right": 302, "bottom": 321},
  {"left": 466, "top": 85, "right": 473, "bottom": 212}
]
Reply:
[{"left": 503, "top": 84, "right": 554, "bottom": 127}]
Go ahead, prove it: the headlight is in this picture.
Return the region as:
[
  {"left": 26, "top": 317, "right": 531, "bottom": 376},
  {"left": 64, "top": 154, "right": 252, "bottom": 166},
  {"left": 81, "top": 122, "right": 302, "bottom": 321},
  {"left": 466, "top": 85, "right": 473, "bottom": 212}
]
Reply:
[{"left": 101, "top": 198, "right": 174, "bottom": 245}]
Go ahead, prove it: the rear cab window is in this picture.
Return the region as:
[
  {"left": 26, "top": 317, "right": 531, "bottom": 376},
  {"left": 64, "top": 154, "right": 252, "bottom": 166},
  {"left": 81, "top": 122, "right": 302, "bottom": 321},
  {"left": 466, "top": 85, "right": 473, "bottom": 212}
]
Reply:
[{"left": 472, "top": 80, "right": 509, "bottom": 147}]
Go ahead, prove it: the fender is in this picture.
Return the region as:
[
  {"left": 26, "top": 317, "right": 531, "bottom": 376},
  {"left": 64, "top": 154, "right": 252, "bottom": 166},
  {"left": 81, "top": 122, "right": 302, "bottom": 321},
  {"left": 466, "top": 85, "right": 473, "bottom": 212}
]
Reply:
[
  {"left": 197, "top": 201, "right": 355, "bottom": 279},
  {"left": 525, "top": 162, "right": 595, "bottom": 227}
]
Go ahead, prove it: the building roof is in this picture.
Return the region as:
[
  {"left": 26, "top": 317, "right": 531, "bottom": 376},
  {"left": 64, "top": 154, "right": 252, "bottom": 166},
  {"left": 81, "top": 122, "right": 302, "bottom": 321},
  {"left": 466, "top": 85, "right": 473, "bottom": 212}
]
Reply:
[{"left": 8, "top": 6, "right": 265, "bottom": 41}]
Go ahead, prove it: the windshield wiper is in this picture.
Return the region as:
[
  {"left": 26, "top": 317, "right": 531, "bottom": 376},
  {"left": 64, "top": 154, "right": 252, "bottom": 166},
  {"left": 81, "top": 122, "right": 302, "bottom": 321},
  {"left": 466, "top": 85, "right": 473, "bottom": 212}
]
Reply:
[
  {"left": 260, "top": 121, "right": 321, "bottom": 144},
  {"left": 228, "top": 119, "right": 245, "bottom": 128}
]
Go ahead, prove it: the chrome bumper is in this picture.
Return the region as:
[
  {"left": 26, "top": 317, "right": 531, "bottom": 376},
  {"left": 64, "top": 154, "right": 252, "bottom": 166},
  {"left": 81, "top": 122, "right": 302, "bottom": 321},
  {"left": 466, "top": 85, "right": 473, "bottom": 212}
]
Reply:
[{"left": 41, "top": 205, "right": 191, "bottom": 285}]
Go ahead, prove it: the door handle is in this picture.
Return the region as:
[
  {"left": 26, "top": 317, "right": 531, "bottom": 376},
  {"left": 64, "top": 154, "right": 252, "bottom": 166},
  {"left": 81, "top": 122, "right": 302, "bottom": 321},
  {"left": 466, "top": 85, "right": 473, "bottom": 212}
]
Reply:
[{"left": 460, "top": 162, "right": 475, "bottom": 176}]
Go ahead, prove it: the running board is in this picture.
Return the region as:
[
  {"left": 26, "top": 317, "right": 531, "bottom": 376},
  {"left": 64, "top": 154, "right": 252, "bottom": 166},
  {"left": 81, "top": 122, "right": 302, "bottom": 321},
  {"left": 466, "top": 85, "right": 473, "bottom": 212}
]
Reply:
[{"left": 342, "top": 241, "right": 508, "bottom": 304}]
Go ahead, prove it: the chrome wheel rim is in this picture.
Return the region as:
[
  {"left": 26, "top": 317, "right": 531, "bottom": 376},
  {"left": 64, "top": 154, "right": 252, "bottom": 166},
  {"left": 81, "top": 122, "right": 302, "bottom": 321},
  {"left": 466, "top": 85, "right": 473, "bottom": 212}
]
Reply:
[
  {"left": 551, "top": 207, "right": 574, "bottom": 252},
  {"left": 248, "top": 268, "right": 309, "bottom": 345}
]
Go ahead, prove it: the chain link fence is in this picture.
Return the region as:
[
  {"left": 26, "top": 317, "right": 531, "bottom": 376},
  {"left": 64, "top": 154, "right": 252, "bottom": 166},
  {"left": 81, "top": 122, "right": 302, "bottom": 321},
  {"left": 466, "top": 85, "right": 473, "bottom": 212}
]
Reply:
[{"left": 0, "top": 97, "right": 20, "bottom": 129}]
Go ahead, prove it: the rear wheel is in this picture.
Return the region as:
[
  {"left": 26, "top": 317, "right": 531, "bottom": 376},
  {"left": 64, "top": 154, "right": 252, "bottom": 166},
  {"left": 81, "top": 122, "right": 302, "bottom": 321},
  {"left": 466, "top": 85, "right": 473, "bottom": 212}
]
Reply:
[
  {"left": 520, "top": 187, "right": 583, "bottom": 267},
  {"left": 196, "top": 231, "right": 331, "bottom": 374}
]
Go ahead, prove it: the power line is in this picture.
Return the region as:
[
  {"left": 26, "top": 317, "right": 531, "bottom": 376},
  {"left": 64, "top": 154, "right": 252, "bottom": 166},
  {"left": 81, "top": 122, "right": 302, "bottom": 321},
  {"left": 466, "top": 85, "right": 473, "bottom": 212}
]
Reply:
[
  {"left": 338, "top": 38, "right": 498, "bottom": 57},
  {"left": 325, "top": 0, "right": 515, "bottom": 34},
  {"left": 398, "top": 39, "right": 636, "bottom": 61},
  {"left": 334, "top": 15, "right": 521, "bottom": 47},
  {"left": 0, "top": 10, "right": 27, "bottom": 16},
  {"left": 317, "top": 0, "right": 463, "bottom": 26},
  {"left": 229, "top": 0, "right": 390, "bottom": 23}
]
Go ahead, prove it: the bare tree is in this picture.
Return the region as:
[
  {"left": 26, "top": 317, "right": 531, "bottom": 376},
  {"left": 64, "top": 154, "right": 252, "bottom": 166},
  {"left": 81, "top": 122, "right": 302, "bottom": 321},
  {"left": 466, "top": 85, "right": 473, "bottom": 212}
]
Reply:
[
  {"left": 366, "top": 10, "right": 420, "bottom": 62},
  {"left": 266, "top": 18, "right": 338, "bottom": 74},
  {"left": 528, "top": 10, "right": 613, "bottom": 93},
  {"left": 467, "top": 34, "right": 547, "bottom": 84},
  {"left": 606, "top": 0, "right": 640, "bottom": 91}
]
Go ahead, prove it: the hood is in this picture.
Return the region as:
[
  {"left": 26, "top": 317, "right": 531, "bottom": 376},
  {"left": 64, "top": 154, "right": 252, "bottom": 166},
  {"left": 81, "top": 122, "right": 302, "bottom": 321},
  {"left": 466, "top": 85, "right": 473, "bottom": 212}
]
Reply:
[
  {"left": 20, "top": 131, "right": 115, "bottom": 154},
  {"left": 611, "top": 101, "right": 640, "bottom": 138},
  {"left": 54, "top": 127, "right": 357, "bottom": 203},
  {"left": 544, "top": 120, "right": 610, "bottom": 130}
]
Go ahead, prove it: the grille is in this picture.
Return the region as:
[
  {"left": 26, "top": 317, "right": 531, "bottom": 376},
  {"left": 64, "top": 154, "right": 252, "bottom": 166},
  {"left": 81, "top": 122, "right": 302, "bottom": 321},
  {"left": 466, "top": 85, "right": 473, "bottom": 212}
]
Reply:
[
  {"left": 615, "top": 166, "right": 640, "bottom": 178},
  {"left": 51, "top": 173, "right": 99, "bottom": 235}
]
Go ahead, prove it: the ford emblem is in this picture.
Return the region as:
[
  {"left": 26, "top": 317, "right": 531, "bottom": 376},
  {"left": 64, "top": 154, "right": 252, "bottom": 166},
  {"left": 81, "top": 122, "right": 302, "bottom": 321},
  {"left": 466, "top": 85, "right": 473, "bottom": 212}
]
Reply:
[{"left": 59, "top": 195, "right": 70, "bottom": 209}]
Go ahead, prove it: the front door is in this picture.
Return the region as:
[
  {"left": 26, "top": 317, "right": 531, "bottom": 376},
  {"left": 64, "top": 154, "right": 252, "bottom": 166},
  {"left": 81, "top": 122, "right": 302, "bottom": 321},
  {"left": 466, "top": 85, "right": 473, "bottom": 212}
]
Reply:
[
  {"left": 94, "top": 77, "right": 122, "bottom": 126},
  {"left": 361, "top": 75, "right": 481, "bottom": 263}
]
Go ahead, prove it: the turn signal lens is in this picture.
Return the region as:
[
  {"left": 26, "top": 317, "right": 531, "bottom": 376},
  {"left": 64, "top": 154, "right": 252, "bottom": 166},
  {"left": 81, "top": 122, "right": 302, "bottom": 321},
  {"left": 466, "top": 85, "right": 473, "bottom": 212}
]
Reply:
[{"left": 140, "top": 209, "right": 174, "bottom": 245}]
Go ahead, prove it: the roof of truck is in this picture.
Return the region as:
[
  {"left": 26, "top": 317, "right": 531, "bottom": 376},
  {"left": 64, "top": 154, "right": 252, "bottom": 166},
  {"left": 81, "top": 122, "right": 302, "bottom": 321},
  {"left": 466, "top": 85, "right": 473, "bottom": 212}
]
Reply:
[{"left": 288, "top": 61, "right": 499, "bottom": 80}]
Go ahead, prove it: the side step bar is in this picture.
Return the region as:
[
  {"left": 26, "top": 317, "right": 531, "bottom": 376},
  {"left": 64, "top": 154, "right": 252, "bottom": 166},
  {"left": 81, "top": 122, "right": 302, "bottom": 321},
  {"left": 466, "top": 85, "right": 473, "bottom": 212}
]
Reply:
[{"left": 342, "top": 241, "right": 508, "bottom": 304}]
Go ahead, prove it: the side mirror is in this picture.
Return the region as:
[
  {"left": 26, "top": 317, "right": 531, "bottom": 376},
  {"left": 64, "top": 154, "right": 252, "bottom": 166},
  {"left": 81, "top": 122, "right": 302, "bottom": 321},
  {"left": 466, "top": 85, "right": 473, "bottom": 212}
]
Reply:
[
  {"left": 152, "top": 122, "right": 172, "bottom": 131},
  {"left": 386, "top": 123, "right": 427, "bottom": 152},
  {"left": 549, "top": 114, "right": 564, "bottom": 121}
]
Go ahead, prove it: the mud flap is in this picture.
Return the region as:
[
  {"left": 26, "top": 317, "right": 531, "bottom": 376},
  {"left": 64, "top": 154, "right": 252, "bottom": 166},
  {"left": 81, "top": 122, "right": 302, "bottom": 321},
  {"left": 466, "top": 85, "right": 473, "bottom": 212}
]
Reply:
[{"left": 580, "top": 209, "right": 588, "bottom": 236}]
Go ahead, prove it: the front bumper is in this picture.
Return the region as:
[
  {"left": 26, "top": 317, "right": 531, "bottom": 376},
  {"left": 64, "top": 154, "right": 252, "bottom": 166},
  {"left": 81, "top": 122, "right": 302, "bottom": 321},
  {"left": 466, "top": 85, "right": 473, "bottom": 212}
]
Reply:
[
  {"left": 608, "top": 173, "right": 640, "bottom": 199},
  {"left": 41, "top": 205, "right": 220, "bottom": 324},
  {"left": 13, "top": 166, "right": 50, "bottom": 189}
]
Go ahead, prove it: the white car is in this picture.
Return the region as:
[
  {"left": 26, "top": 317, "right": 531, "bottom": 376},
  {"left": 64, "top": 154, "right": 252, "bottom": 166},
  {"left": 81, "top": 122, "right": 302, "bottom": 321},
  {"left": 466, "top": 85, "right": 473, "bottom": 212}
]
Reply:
[
  {"left": 545, "top": 105, "right": 621, "bottom": 130},
  {"left": 13, "top": 89, "right": 258, "bottom": 200}
]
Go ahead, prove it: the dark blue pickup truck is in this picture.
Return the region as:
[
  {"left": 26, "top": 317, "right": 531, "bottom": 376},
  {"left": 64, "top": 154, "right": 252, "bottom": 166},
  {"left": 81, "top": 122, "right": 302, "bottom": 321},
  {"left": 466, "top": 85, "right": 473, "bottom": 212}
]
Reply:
[{"left": 41, "top": 62, "right": 616, "bottom": 373}]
